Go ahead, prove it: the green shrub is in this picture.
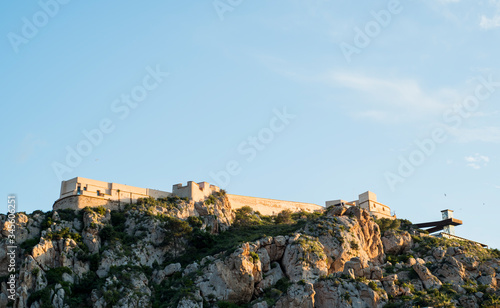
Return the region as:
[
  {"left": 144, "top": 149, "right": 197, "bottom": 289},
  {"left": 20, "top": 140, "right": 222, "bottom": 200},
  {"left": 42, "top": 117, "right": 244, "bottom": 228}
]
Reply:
[
  {"left": 217, "top": 301, "right": 245, "bottom": 308},
  {"left": 250, "top": 251, "right": 260, "bottom": 263},
  {"left": 190, "top": 229, "right": 214, "bottom": 249},
  {"left": 187, "top": 216, "right": 203, "bottom": 228},
  {"left": 27, "top": 288, "right": 51, "bottom": 308},
  {"left": 368, "top": 281, "right": 379, "bottom": 291},
  {"left": 41, "top": 212, "right": 54, "bottom": 229},
  {"left": 32, "top": 210, "right": 45, "bottom": 216},
  {"left": 375, "top": 218, "right": 404, "bottom": 234},
  {"left": 99, "top": 225, "right": 116, "bottom": 242},
  {"left": 45, "top": 227, "right": 82, "bottom": 244},
  {"left": 57, "top": 209, "right": 81, "bottom": 222},
  {"left": 205, "top": 194, "right": 217, "bottom": 205},
  {"left": 89, "top": 254, "right": 100, "bottom": 271},
  {"left": 233, "top": 206, "right": 262, "bottom": 227},
  {"left": 276, "top": 209, "right": 294, "bottom": 224},
  {"left": 274, "top": 277, "right": 292, "bottom": 293},
  {"left": 20, "top": 237, "right": 40, "bottom": 253},
  {"left": 110, "top": 211, "right": 126, "bottom": 231},
  {"left": 46, "top": 267, "right": 72, "bottom": 285},
  {"left": 84, "top": 206, "right": 107, "bottom": 216}
]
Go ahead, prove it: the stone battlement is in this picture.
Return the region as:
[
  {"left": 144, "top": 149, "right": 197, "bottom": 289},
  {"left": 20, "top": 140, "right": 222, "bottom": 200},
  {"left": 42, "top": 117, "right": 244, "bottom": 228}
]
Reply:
[{"left": 172, "top": 181, "right": 220, "bottom": 203}]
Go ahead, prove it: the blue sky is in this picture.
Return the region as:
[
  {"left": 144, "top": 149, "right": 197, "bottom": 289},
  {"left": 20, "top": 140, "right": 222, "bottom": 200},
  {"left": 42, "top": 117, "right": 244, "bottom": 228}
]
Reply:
[{"left": 1, "top": 0, "right": 499, "bottom": 248}]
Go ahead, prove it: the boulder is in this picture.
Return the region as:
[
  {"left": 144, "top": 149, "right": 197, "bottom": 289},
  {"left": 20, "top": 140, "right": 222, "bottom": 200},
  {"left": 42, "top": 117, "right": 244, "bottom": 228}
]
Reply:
[
  {"left": 196, "top": 243, "right": 261, "bottom": 304},
  {"left": 315, "top": 279, "right": 387, "bottom": 308},
  {"left": 459, "top": 295, "right": 479, "bottom": 308},
  {"left": 342, "top": 257, "right": 369, "bottom": 278},
  {"left": 382, "top": 230, "right": 412, "bottom": 255},
  {"left": 412, "top": 263, "right": 442, "bottom": 290},
  {"left": 256, "top": 263, "right": 284, "bottom": 291},
  {"left": 435, "top": 256, "right": 466, "bottom": 285},
  {"left": 165, "top": 263, "right": 182, "bottom": 276},
  {"left": 281, "top": 234, "right": 328, "bottom": 283},
  {"left": 275, "top": 282, "right": 315, "bottom": 308},
  {"left": 326, "top": 206, "right": 347, "bottom": 217}
]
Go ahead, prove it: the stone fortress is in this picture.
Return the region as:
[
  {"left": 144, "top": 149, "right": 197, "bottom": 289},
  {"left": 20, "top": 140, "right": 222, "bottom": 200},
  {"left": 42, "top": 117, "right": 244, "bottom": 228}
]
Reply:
[
  {"left": 326, "top": 191, "right": 396, "bottom": 220},
  {"left": 53, "top": 177, "right": 397, "bottom": 219}
]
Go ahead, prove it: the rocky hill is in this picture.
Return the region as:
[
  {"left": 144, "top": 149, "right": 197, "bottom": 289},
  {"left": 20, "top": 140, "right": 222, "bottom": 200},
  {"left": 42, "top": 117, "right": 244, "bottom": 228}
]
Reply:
[{"left": 1, "top": 192, "right": 499, "bottom": 308}]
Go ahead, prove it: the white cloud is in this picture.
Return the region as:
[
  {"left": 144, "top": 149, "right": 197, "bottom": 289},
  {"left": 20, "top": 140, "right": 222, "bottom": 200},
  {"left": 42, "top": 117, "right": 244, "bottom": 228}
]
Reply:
[
  {"left": 479, "top": 0, "right": 500, "bottom": 29},
  {"left": 480, "top": 15, "right": 500, "bottom": 29},
  {"left": 447, "top": 126, "right": 500, "bottom": 143},
  {"left": 326, "top": 72, "right": 459, "bottom": 122},
  {"left": 464, "top": 153, "right": 490, "bottom": 169}
]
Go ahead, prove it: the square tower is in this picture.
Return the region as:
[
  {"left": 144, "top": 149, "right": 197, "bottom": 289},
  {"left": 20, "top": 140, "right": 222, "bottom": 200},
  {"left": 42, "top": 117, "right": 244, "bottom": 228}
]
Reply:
[
  {"left": 441, "top": 209, "right": 455, "bottom": 235},
  {"left": 359, "top": 191, "right": 377, "bottom": 203}
]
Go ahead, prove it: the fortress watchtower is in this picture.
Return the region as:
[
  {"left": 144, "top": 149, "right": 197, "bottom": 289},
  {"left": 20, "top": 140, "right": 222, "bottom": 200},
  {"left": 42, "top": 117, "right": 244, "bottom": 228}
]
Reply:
[
  {"left": 326, "top": 191, "right": 396, "bottom": 220},
  {"left": 172, "top": 181, "right": 220, "bottom": 202}
]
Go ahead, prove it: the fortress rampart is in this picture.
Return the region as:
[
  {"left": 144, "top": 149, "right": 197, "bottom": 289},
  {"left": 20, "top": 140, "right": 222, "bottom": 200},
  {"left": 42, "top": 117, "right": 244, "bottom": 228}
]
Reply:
[
  {"left": 53, "top": 195, "right": 121, "bottom": 211},
  {"left": 227, "top": 194, "right": 323, "bottom": 216},
  {"left": 54, "top": 177, "right": 171, "bottom": 210},
  {"left": 53, "top": 177, "right": 394, "bottom": 220}
]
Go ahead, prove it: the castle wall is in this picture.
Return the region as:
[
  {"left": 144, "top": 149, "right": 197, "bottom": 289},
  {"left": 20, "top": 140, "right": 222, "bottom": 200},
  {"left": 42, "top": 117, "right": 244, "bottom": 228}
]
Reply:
[
  {"left": 53, "top": 195, "right": 121, "bottom": 211},
  {"left": 359, "top": 200, "right": 394, "bottom": 220},
  {"left": 54, "top": 178, "right": 394, "bottom": 220},
  {"left": 227, "top": 194, "right": 323, "bottom": 216},
  {"left": 57, "top": 177, "right": 171, "bottom": 205},
  {"left": 147, "top": 188, "right": 172, "bottom": 199}
]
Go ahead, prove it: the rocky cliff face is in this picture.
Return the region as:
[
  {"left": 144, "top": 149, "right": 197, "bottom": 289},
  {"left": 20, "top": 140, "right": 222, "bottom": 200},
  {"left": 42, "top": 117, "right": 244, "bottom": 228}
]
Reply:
[{"left": 0, "top": 194, "right": 499, "bottom": 308}]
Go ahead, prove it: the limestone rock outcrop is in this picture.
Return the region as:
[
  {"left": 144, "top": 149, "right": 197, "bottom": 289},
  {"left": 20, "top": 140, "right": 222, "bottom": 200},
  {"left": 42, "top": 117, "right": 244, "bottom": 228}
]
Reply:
[
  {"left": 2, "top": 197, "right": 499, "bottom": 308},
  {"left": 382, "top": 229, "right": 412, "bottom": 255}
]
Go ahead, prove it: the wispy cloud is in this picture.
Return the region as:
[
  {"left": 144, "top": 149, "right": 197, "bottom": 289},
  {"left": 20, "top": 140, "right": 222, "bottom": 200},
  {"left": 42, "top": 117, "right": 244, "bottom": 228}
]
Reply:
[
  {"left": 448, "top": 126, "right": 500, "bottom": 143},
  {"left": 465, "top": 153, "right": 490, "bottom": 169},
  {"left": 326, "top": 72, "right": 459, "bottom": 122},
  {"left": 17, "top": 133, "right": 47, "bottom": 163},
  {"left": 480, "top": 15, "right": 500, "bottom": 29},
  {"left": 479, "top": 0, "right": 500, "bottom": 29}
]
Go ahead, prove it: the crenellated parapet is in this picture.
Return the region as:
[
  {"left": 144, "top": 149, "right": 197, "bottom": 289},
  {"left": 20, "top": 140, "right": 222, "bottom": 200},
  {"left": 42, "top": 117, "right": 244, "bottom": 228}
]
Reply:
[{"left": 172, "top": 181, "right": 220, "bottom": 203}]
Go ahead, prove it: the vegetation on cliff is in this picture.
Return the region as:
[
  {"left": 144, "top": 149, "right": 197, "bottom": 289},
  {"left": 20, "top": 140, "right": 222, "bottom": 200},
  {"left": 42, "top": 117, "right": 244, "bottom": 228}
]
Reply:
[{"left": 0, "top": 193, "right": 499, "bottom": 308}]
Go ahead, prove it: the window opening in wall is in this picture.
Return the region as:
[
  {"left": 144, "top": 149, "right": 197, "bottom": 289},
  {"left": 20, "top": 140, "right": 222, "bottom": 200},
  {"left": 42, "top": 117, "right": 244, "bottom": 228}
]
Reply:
[
  {"left": 77, "top": 185, "right": 82, "bottom": 195},
  {"left": 97, "top": 190, "right": 101, "bottom": 196}
]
